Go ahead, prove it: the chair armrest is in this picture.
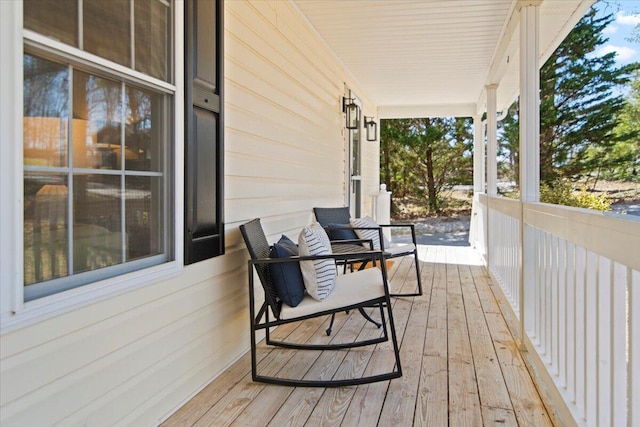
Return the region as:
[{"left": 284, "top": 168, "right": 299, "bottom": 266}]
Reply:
[
  {"left": 249, "top": 250, "right": 385, "bottom": 266},
  {"left": 378, "top": 223, "right": 417, "bottom": 244},
  {"left": 378, "top": 223, "right": 415, "bottom": 231}
]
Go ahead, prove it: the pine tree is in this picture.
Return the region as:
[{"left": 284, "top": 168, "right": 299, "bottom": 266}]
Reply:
[
  {"left": 499, "top": 7, "right": 636, "bottom": 186},
  {"left": 605, "top": 70, "right": 640, "bottom": 181},
  {"left": 380, "top": 118, "right": 472, "bottom": 214}
]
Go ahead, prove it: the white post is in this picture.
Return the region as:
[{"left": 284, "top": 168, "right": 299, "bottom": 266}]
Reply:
[
  {"left": 520, "top": 2, "right": 540, "bottom": 343},
  {"left": 473, "top": 115, "right": 485, "bottom": 194},
  {"left": 519, "top": 4, "right": 540, "bottom": 203},
  {"left": 485, "top": 85, "right": 498, "bottom": 269},
  {"left": 376, "top": 184, "right": 392, "bottom": 242},
  {"left": 486, "top": 85, "right": 498, "bottom": 197},
  {"left": 470, "top": 116, "right": 486, "bottom": 249}
]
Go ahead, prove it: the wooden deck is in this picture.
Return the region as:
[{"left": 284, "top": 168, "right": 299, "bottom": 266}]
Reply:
[{"left": 162, "top": 245, "right": 554, "bottom": 426}]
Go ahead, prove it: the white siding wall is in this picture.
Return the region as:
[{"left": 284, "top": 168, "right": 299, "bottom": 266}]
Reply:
[
  {"left": 0, "top": 1, "right": 380, "bottom": 425},
  {"left": 225, "top": 0, "right": 378, "bottom": 230}
]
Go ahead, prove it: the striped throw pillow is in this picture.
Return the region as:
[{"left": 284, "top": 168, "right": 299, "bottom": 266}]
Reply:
[
  {"left": 298, "top": 224, "right": 336, "bottom": 301},
  {"left": 350, "top": 216, "right": 389, "bottom": 250}
]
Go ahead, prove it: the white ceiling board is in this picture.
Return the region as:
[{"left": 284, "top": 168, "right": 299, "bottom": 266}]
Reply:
[{"left": 293, "top": 0, "right": 595, "bottom": 117}]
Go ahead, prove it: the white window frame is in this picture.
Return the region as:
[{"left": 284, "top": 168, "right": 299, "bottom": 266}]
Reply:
[{"left": 0, "top": 0, "right": 184, "bottom": 333}]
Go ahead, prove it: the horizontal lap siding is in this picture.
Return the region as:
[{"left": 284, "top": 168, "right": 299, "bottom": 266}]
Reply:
[
  {"left": 1, "top": 1, "right": 379, "bottom": 425},
  {"left": 226, "top": 0, "right": 349, "bottom": 227},
  {"left": 0, "top": 251, "right": 248, "bottom": 426}
]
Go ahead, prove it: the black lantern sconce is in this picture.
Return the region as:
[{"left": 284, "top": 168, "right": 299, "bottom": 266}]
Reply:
[
  {"left": 342, "top": 97, "right": 360, "bottom": 129},
  {"left": 364, "top": 116, "right": 377, "bottom": 141}
]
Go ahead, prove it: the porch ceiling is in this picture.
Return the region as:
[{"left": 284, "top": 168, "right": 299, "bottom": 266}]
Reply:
[{"left": 293, "top": 0, "right": 594, "bottom": 118}]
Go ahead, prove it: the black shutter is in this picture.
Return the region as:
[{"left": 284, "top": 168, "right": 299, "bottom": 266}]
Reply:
[{"left": 184, "top": 0, "right": 224, "bottom": 264}]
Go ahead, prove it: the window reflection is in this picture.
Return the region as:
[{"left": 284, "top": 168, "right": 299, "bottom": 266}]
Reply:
[
  {"left": 125, "top": 86, "right": 162, "bottom": 171},
  {"left": 73, "top": 174, "right": 123, "bottom": 274},
  {"left": 73, "top": 71, "right": 123, "bottom": 170},
  {"left": 23, "top": 54, "right": 69, "bottom": 167},
  {"left": 126, "top": 176, "right": 163, "bottom": 260},
  {"left": 23, "top": 52, "right": 170, "bottom": 290},
  {"left": 24, "top": 174, "right": 69, "bottom": 285}
]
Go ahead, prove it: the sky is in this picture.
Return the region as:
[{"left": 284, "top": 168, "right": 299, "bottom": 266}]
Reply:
[{"left": 595, "top": 0, "right": 640, "bottom": 65}]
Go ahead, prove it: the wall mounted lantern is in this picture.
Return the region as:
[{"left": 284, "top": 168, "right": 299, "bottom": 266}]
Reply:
[
  {"left": 364, "top": 116, "right": 377, "bottom": 141},
  {"left": 342, "top": 97, "right": 360, "bottom": 129}
]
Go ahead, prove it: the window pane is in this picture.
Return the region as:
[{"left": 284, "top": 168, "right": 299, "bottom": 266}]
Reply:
[
  {"left": 84, "top": 0, "right": 131, "bottom": 67},
  {"left": 135, "top": 0, "right": 170, "bottom": 81},
  {"left": 24, "top": 0, "right": 78, "bottom": 47},
  {"left": 125, "top": 85, "right": 165, "bottom": 171},
  {"left": 24, "top": 174, "right": 70, "bottom": 285},
  {"left": 73, "top": 70, "right": 123, "bottom": 170},
  {"left": 73, "top": 174, "right": 123, "bottom": 274},
  {"left": 126, "top": 176, "right": 163, "bottom": 260},
  {"left": 24, "top": 54, "right": 69, "bottom": 167}
]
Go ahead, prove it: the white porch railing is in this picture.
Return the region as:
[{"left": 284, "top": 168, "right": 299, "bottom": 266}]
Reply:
[{"left": 472, "top": 194, "right": 640, "bottom": 427}]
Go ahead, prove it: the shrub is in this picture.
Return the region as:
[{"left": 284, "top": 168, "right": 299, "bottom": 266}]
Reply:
[{"left": 540, "top": 180, "right": 611, "bottom": 212}]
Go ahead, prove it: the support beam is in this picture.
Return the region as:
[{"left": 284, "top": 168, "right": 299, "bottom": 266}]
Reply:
[
  {"left": 486, "top": 85, "right": 498, "bottom": 197},
  {"left": 519, "top": 4, "right": 540, "bottom": 202},
  {"left": 473, "top": 116, "right": 485, "bottom": 193},
  {"left": 519, "top": 3, "right": 540, "bottom": 350},
  {"left": 378, "top": 103, "right": 477, "bottom": 119}
]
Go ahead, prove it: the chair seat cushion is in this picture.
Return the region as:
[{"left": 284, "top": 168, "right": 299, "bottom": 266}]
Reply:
[
  {"left": 280, "top": 268, "right": 385, "bottom": 320},
  {"left": 384, "top": 242, "right": 416, "bottom": 256},
  {"left": 298, "top": 224, "right": 337, "bottom": 301},
  {"left": 269, "top": 235, "right": 305, "bottom": 307}
]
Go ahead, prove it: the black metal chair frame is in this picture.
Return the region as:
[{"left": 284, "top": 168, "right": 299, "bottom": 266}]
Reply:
[
  {"left": 239, "top": 218, "right": 402, "bottom": 387},
  {"left": 313, "top": 207, "right": 423, "bottom": 297}
]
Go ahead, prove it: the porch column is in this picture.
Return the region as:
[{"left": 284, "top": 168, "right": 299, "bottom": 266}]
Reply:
[
  {"left": 470, "top": 115, "right": 486, "bottom": 251},
  {"left": 520, "top": 3, "right": 540, "bottom": 202},
  {"left": 473, "top": 115, "right": 485, "bottom": 193},
  {"left": 486, "top": 85, "right": 498, "bottom": 197},
  {"left": 519, "top": 1, "right": 541, "bottom": 343}
]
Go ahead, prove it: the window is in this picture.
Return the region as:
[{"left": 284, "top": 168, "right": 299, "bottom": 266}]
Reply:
[{"left": 23, "top": 0, "right": 174, "bottom": 301}]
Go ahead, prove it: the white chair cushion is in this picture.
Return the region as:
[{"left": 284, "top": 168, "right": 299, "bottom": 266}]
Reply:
[
  {"left": 280, "top": 267, "right": 385, "bottom": 320},
  {"left": 384, "top": 242, "right": 416, "bottom": 256},
  {"left": 298, "top": 224, "right": 336, "bottom": 301}
]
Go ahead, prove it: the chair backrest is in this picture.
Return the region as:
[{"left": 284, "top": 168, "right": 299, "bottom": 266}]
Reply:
[
  {"left": 313, "top": 207, "right": 351, "bottom": 227},
  {"left": 239, "top": 218, "right": 282, "bottom": 318}
]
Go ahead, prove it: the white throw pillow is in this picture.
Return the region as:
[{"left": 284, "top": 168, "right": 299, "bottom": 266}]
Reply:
[
  {"left": 350, "top": 216, "right": 390, "bottom": 250},
  {"left": 298, "top": 224, "right": 336, "bottom": 301}
]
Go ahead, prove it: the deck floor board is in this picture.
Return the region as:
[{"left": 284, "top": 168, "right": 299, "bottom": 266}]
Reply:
[{"left": 162, "top": 246, "right": 553, "bottom": 426}]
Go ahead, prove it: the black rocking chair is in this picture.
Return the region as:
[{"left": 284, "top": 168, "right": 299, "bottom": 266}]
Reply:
[
  {"left": 239, "top": 218, "right": 402, "bottom": 387},
  {"left": 313, "top": 207, "right": 423, "bottom": 297}
]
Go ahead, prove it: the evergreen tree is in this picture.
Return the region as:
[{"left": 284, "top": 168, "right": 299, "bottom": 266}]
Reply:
[
  {"left": 500, "top": 7, "right": 636, "bottom": 186},
  {"left": 380, "top": 117, "right": 473, "bottom": 214},
  {"left": 604, "top": 70, "right": 640, "bottom": 181}
]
